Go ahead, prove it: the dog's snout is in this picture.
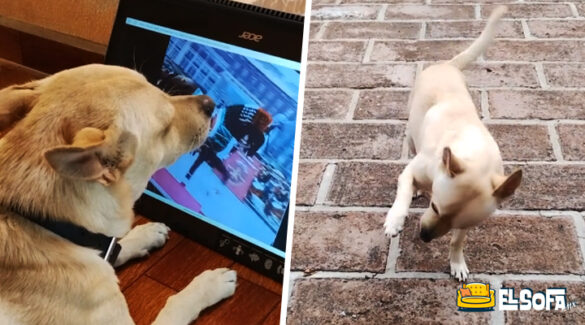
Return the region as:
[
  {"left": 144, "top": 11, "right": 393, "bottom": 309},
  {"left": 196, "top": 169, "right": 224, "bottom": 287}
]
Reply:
[
  {"left": 420, "top": 228, "right": 433, "bottom": 243},
  {"left": 198, "top": 95, "right": 215, "bottom": 116}
]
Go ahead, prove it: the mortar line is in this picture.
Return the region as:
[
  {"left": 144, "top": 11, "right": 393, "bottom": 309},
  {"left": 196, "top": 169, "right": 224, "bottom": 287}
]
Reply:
[
  {"left": 287, "top": 271, "right": 304, "bottom": 303},
  {"left": 534, "top": 62, "right": 550, "bottom": 89},
  {"left": 400, "top": 135, "right": 411, "bottom": 160},
  {"left": 521, "top": 19, "right": 532, "bottom": 39},
  {"left": 568, "top": 2, "right": 580, "bottom": 18},
  {"left": 303, "top": 119, "right": 406, "bottom": 124},
  {"left": 298, "top": 271, "right": 585, "bottom": 282},
  {"left": 312, "top": 17, "right": 585, "bottom": 23},
  {"left": 569, "top": 212, "right": 585, "bottom": 273},
  {"left": 299, "top": 157, "right": 585, "bottom": 165},
  {"left": 297, "top": 205, "right": 584, "bottom": 217},
  {"left": 475, "top": 4, "right": 481, "bottom": 20},
  {"left": 377, "top": 4, "right": 388, "bottom": 21},
  {"left": 385, "top": 232, "right": 401, "bottom": 274},
  {"left": 309, "top": 59, "right": 585, "bottom": 65},
  {"left": 481, "top": 90, "right": 490, "bottom": 120},
  {"left": 309, "top": 36, "right": 585, "bottom": 42},
  {"left": 547, "top": 121, "right": 565, "bottom": 162},
  {"left": 490, "top": 278, "right": 505, "bottom": 325},
  {"left": 362, "top": 39, "right": 375, "bottom": 64},
  {"left": 344, "top": 90, "right": 361, "bottom": 121},
  {"left": 315, "top": 163, "right": 337, "bottom": 205},
  {"left": 419, "top": 21, "right": 426, "bottom": 40}
]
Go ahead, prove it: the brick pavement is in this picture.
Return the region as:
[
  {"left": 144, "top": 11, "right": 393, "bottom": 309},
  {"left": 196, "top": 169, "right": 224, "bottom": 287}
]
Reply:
[{"left": 288, "top": 1, "right": 585, "bottom": 323}]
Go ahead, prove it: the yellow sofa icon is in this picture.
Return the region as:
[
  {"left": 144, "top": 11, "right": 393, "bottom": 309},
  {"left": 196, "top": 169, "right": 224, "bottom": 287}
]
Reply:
[{"left": 457, "top": 283, "right": 495, "bottom": 312}]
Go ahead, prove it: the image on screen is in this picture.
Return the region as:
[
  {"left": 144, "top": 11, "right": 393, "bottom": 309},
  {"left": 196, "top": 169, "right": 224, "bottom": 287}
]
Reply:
[{"left": 126, "top": 19, "right": 300, "bottom": 251}]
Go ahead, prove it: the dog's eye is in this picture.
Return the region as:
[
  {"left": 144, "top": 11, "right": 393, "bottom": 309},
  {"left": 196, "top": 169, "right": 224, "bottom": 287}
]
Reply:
[{"left": 431, "top": 202, "right": 439, "bottom": 215}]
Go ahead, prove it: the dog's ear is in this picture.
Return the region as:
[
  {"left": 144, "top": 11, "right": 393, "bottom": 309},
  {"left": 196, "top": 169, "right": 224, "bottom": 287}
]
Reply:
[
  {"left": 492, "top": 169, "right": 522, "bottom": 199},
  {"left": 0, "top": 81, "right": 40, "bottom": 137},
  {"left": 44, "top": 127, "right": 137, "bottom": 185},
  {"left": 442, "top": 147, "right": 464, "bottom": 177}
]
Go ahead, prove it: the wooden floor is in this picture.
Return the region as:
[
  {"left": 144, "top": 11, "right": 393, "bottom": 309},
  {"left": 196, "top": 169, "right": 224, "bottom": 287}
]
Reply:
[{"left": 117, "top": 217, "right": 283, "bottom": 325}]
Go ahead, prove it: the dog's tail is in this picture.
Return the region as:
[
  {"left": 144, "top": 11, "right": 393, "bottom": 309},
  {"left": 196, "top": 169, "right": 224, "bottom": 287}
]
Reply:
[{"left": 448, "top": 5, "right": 507, "bottom": 69}]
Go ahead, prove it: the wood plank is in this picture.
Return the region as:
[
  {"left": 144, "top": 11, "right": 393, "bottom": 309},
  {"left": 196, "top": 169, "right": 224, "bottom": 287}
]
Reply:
[
  {"left": 116, "top": 216, "right": 185, "bottom": 291},
  {"left": 0, "top": 58, "right": 46, "bottom": 89},
  {"left": 260, "top": 304, "right": 281, "bottom": 325},
  {"left": 0, "top": 0, "right": 117, "bottom": 46},
  {"left": 231, "top": 262, "right": 282, "bottom": 296},
  {"left": 0, "top": 26, "right": 22, "bottom": 63},
  {"left": 195, "top": 278, "right": 280, "bottom": 325},
  {"left": 124, "top": 276, "right": 177, "bottom": 325},
  {"left": 146, "top": 239, "right": 234, "bottom": 291},
  {"left": 18, "top": 33, "right": 103, "bottom": 74}
]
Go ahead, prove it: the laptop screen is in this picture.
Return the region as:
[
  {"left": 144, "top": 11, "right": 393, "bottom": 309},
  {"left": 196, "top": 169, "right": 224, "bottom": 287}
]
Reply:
[{"left": 118, "top": 16, "right": 300, "bottom": 257}]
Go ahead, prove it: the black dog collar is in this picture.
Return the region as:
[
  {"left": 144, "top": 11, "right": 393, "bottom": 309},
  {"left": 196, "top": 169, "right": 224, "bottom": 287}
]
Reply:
[{"left": 9, "top": 207, "right": 121, "bottom": 266}]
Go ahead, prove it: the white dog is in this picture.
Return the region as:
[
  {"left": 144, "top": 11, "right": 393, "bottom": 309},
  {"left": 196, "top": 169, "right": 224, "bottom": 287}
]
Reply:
[{"left": 384, "top": 6, "right": 522, "bottom": 281}]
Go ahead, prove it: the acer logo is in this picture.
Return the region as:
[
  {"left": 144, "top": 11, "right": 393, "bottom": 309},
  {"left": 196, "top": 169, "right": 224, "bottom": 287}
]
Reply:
[{"left": 238, "top": 31, "right": 263, "bottom": 42}]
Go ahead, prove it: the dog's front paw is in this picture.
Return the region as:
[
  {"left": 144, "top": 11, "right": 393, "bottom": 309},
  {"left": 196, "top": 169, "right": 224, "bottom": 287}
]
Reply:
[
  {"left": 121, "top": 222, "right": 170, "bottom": 257},
  {"left": 450, "top": 260, "right": 469, "bottom": 282},
  {"left": 187, "top": 268, "right": 237, "bottom": 305},
  {"left": 384, "top": 208, "right": 406, "bottom": 237}
]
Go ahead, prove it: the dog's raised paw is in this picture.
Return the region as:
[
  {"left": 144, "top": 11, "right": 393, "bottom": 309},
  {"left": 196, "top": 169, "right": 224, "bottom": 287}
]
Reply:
[
  {"left": 384, "top": 209, "right": 406, "bottom": 237},
  {"left": 450, "top": 261, "right": 469, "bottom": 282}
]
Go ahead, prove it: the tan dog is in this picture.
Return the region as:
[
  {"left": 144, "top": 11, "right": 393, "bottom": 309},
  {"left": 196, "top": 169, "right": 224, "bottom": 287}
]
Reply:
[
  {"left": 384, "top": 6, "right": 522, "bottom": 281},
  {"left": 0, "top": 64, "right": 236, "bottom": 324}
]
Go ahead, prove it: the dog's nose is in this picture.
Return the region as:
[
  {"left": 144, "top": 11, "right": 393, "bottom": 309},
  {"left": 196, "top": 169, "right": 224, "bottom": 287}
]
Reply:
[
  {"left": 420, "top": 229, "right": 433, "bottom": 243},
  {"left": 198, "top": 95, "right": 215, "bottom": 116}
]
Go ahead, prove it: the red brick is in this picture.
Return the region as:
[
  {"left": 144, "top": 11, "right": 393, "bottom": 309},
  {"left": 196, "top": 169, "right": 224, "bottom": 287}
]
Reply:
[
  {"left": 323, "top": 21, "right": 420, "bottom": 40},
  {"left": 354, "top": 89, "right": 481, "bottom": 120},
  {"left": 295, "top": 163, "right": 327, "bottom": 206},
  {"left": 288, "top": 279, "right": 491, "bottom": 325},
  {"left": 355, "top": 90, "right": 411, "bottom": 120},
  {"left": 385, "top": 5, "right": 475, "bottom": 20},
  {"left": 489, "top": 90, "right": 585, "bottom": 120},
  {"left": 427, "top": 20, "right": 523, "bottom": 39},
  {"left": 482, "top": 4, "right": 573, "bottom": 19},
  {"left": 312, "top": 5, "right": 381, "bottom": 20},
  {"left": 503, "top": 164, "right": 585, "bottom": 210},
  {"left": 291, "top": 211, "right": 389, "bottom": 272},
  {"left": 306, "top": 63, "right": 416, "bottom": 88},
  {"left": 300, "top": 123, "right": 405, "bottom": 160},
  {"left": 463, "top": 63, "right": 539, "bottom": 88},
  {"left": 397, "top": 214, "right": 583, "bottom": 274},
  {"left": 578, "top": 4, "right": 585, "bottom": 17},
  {"left": 557, "top": 124, "right": 585, "bottom": 161},
  {"left": 303, "top": 89, "right": 354, "bottom": 120},
  {"left": 486, "top": 40, "right": 585, "bottom": 62},
  {"left": 328, "top": 162, "right": 428, "bottom": 207},
  {"left": 343, "top": 0, "right": 423, "bottom": 3},
  {"left": 308, "top": 41, "right": 367, "bottom": 62},
  {"left": 543, "top": 63, "right": 585, "bottom": 88},
  {"left": 371, "top": 40, "right": 470, "bottom": 62},
  {"left": 486, "top": 124, "right": 554, "bottom": 161},
  {"left": 433, "top": 0, "right": 518, "bottom": 3},
  {"left": 504, "top": 281, "right": 585, "bottom": 323},
  {"left": 309, "top": 22, "right": 323, "bottom": 39},
  {"left": 528, "top": 20, "right": 585, "bottom": 38}
]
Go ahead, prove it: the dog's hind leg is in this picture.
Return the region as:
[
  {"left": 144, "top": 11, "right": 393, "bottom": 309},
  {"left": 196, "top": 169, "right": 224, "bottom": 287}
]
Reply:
[
  {"left": 449, "top": 229, "right": 469, "bottom": 281},
  {"left": 384, "top": 160, "right": 417, "bottom": 237}
]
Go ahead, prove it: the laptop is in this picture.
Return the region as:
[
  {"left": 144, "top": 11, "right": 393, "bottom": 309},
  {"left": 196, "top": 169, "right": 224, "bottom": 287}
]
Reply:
[{"left": 105, "top": 0, "right": 304, "bottom": 281}]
